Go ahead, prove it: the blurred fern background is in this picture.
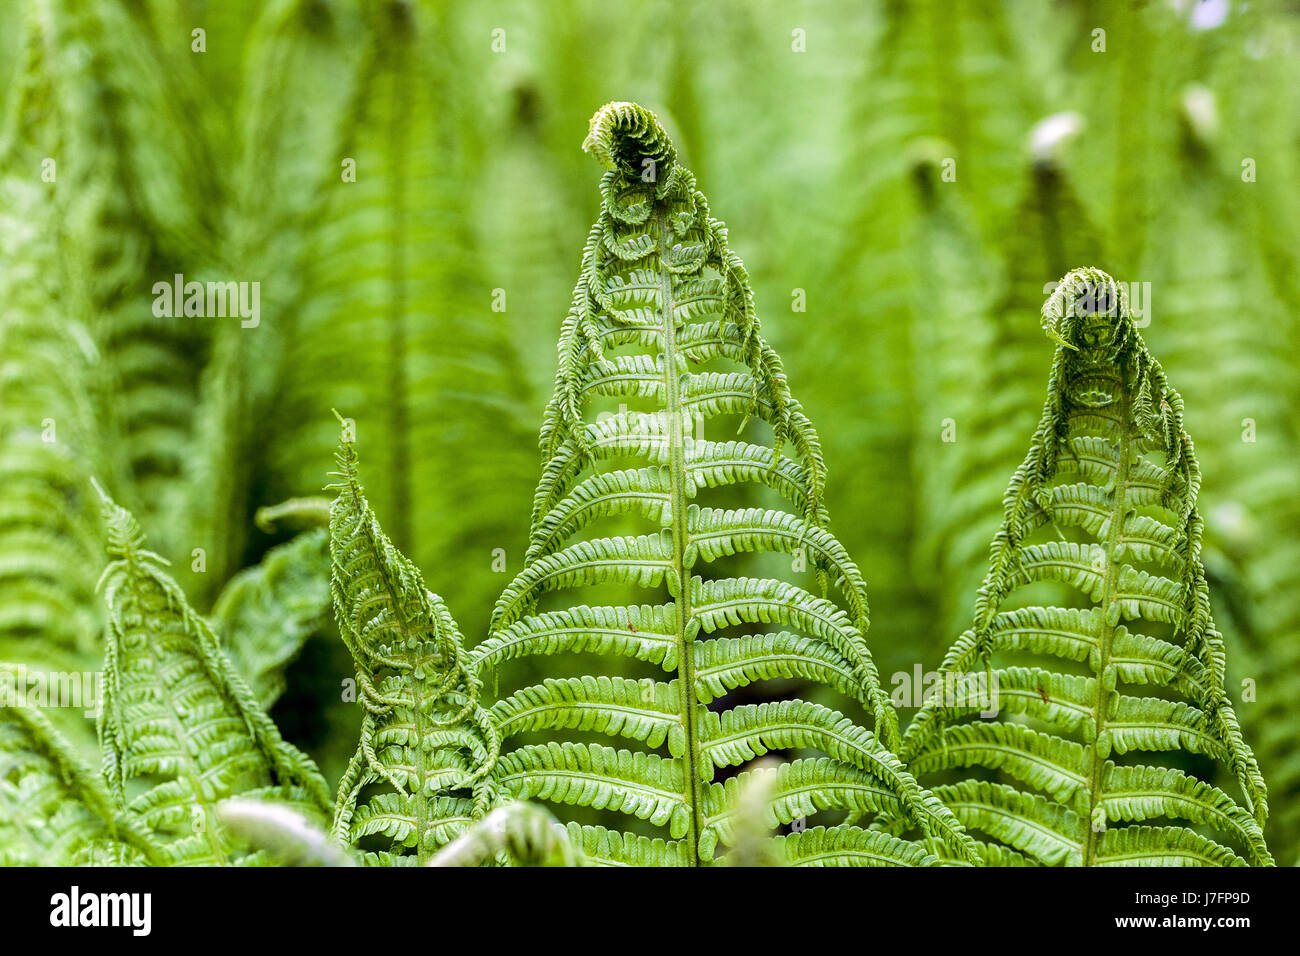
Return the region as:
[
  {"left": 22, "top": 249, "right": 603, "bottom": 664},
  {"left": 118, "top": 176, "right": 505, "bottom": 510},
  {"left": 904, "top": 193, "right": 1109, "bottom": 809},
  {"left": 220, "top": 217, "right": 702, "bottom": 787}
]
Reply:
[{"left": 1, "top": 0, "right": 1297, "bottom": 857}]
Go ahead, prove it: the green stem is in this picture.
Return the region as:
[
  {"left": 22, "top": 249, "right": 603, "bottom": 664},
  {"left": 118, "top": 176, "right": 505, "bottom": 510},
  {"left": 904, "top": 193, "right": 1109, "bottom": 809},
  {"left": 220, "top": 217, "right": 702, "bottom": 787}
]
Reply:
[
  {"left": 1081, "top": 375, "right": 1132, "bottom": 866},
  {"left": 658, "top": 208, "right": 705, "bottom": 865}
]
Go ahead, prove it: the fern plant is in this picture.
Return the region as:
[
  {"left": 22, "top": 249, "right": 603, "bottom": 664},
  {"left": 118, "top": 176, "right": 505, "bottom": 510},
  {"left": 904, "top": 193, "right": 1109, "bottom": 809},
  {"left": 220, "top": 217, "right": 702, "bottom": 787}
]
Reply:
[
  {"left": 893, "top": 268, "right": 1271, "bottom": 867},
  {"left": 471, "top": 102, "right": 977, "bottom": 866},
  {"left": 326, "top": 426, "right": 501, "bottom": 865},
  {"left": 95, "top": 485, "right": 332, "bottom": 865}
]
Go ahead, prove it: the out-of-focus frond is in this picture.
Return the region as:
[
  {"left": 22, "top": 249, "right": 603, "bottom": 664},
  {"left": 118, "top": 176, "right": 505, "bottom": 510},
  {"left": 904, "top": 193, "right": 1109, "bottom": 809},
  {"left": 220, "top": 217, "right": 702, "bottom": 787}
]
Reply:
[
  {"left": 211, "top": 528, "right": 332, "bottom": 710},
  {"left": 0, "top": 668, "right": 161, "bottom": 865}
]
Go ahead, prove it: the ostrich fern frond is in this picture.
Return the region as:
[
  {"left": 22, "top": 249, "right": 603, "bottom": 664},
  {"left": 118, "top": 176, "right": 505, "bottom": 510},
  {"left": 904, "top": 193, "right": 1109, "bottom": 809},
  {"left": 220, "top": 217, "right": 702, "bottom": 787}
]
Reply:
[
  {"left": 327, "top": 427, "right": 500, "bottom": 865},
  {"left": 475, "top": 102, "right": 977, "bottom": 867},
  {"left": 0, "top": 173, "right": 104, "bottom": 677},
  {"left": 1148, "top": 97, "right": 1300, "bottom": 854},
  {"left": 896, "top": 269, "right": 1271, "bottom": 867},
  {"left": 178, "top": 0, "right": 375, "bottom": 601},
  {"left": 95, "top": 486, "right": 331, "bottom": 865},
  {"left": 263, "top": 1, "right": 536, "bottom": 639},
  {"left": 920, "top": 132, "right": 1102, "bottom": 641}
]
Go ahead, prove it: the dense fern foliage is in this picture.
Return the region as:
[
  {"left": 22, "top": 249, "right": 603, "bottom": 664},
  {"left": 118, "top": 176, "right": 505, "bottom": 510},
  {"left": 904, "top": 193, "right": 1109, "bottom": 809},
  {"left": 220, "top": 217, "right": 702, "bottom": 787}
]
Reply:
[
  {"left": 0, "top": 672, "right": 160, "bottom": 866},
  {"left": 474, "top": 102, "right": 974, "bottom": 866},
  {"left": 895, "top": 270, "right": 1270, "bottom": 866},
  {"left": 0, "top": 0, "right": 1295, "bottom": 869}
]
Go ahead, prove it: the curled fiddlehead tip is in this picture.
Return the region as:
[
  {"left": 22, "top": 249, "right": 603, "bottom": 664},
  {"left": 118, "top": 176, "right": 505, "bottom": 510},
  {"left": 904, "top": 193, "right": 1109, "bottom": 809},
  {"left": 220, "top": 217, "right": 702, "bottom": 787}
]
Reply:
[
  {"left": 254, "top": 496, "right": 332, "bottom": 533},
  {"left": 1040, "top": 267, "right": 1131, "bottom": 354},
  {"left": 218, "top": 799, "right": 357, "bottom": 867},
  {"left": 1181, "top": 83, "right": 1219, "bottom": 146},
  {"left": 582, "top": 101, "right": 677, "bottom": 180}
]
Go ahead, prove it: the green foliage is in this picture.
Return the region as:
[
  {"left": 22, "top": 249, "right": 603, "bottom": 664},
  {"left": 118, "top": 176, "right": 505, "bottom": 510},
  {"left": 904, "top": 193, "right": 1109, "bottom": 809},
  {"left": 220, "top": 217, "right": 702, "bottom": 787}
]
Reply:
[
  {"left": 96, "top": 486, "right": 331, "bottom": 865},
  {"left": 212, "top": 525, "right": 332, "bottom": 710},
  {"left": 896, "top": 270, "right": 1271, "bottom": 866},
  {"left": 475, "top": 102, "right": 976, "bottom": 866},
  {"left": 327, "top": 428, "right": 500, "bottom": 864},
  {"left": 0, "top": 669, "right": 160, "bottom": 866},
  {"left": 0, "top": 0, "right": 1295, "bottom": 870}
]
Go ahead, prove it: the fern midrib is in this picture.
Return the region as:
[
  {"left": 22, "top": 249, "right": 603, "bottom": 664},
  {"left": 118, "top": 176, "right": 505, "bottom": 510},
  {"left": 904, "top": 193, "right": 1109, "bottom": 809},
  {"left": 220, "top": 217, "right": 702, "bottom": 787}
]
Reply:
[
  {"left": 1081, "top": 371, "right": 1133, "bottom": 866},
  {"left": 657, "top": 206, "right": 705, "bottom": 865},
  {"left": 349, "top": 484, "right": 433, "bottom": 864},
  {"left": 411, "top": 647, "right": 433, "bottom": 865}
]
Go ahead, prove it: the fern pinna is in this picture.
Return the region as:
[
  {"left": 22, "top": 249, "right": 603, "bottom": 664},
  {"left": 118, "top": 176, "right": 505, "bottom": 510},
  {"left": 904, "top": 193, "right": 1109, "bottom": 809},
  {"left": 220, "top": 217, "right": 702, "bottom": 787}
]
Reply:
[
  {"left": 472, "top": 102, "right": 976, "bottom": 866},
  {"left": 894, "top": 269, "right": 1271, "bottom": 867},
  {"left": 95, "top": 486, "right": 331, "bottom": 865}
]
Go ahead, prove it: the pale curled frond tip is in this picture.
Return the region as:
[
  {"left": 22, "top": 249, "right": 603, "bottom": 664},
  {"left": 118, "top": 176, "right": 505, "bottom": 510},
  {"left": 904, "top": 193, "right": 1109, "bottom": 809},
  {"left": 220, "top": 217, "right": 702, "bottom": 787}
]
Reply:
[
  {"left": 427, "top": 802, "right": 580, "bottom": 867},
  {"left": 582, "top": 101, "right": 677, "bottom": 179},
  {"left": 1029, "top": 111, "right": 1085, "bottom": 167},
  {"left": 1041, "top": 267, "right": 1129, "bottom": 353},
  {"left": 218, "top": 799, "right": 356, "bottom": 867},
  {"left": 326, "top": 408, "right": 360, "bottom": 490}
]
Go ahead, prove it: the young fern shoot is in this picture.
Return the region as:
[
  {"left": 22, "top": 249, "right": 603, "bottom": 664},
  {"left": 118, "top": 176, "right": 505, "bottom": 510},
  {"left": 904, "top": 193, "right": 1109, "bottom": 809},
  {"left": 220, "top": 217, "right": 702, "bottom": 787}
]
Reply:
[
  {"left": 474, "top": 102, "right": 977, "bottom": 866},
  {"left": 94, "top": 485, "right": 331, "bottom": 865},
  {"left": 895, "top": 269, "right": 1271, "bottom": 866},
  {"left": 327, "top": 423, "right": 501, "bottom": 864}
]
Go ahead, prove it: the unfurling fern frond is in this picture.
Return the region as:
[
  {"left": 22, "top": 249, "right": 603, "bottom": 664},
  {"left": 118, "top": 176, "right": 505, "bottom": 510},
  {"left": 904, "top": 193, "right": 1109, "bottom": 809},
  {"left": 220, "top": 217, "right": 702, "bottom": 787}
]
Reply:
[
  {"left": 327, "top": 425, "right": 500, "bottom": 865},
  {"left": 217, "top": 798, "right": 357, "bottom": 868},
  {"left": 0, "top": 671, "right": 160, "bottom": 866},
  {"left": 475, "top": 102, "right": 977, "bottom": 867},
  {"left": 428, "top": 801, "right": 580, "bottom": 868},
  {"left": 94, "top": 485, "right": 331, "bottom": 865},
  {"left": 896, "top": 269, "right": 1271, "bottom": 867}
]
